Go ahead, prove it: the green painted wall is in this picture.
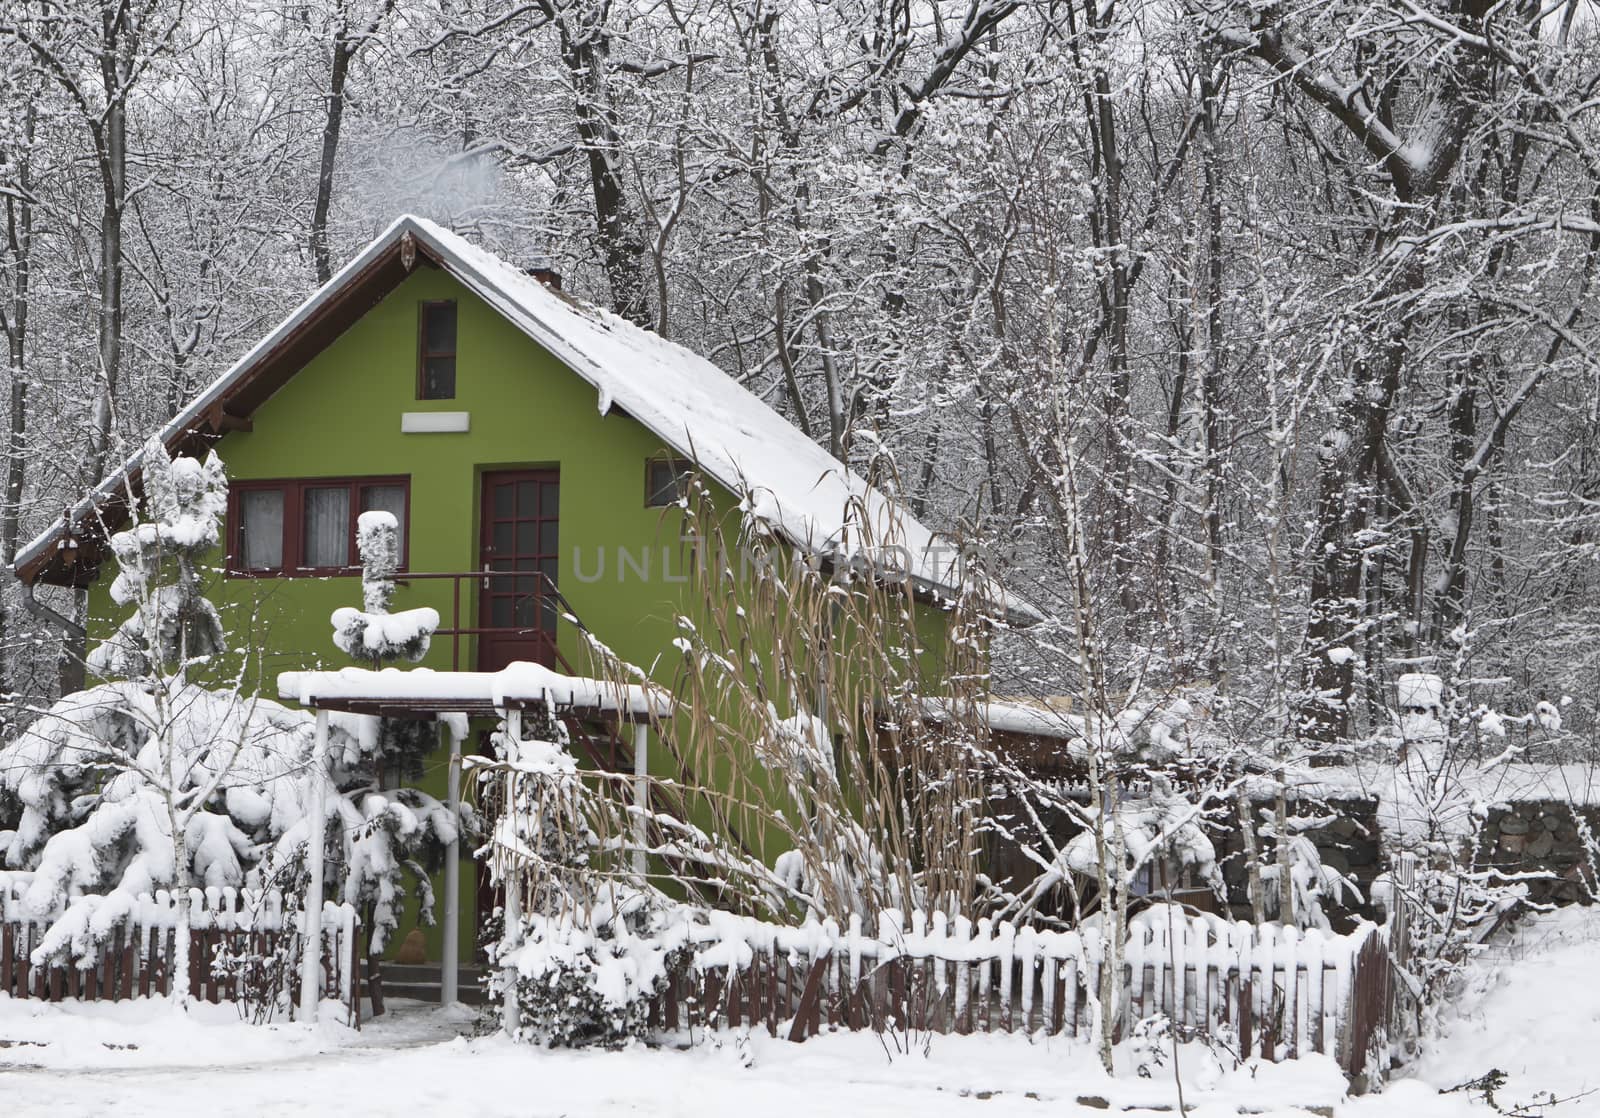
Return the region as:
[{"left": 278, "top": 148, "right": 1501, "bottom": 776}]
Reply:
[
  {"left": 84, "top": 264, "right": 953, "bottom": 961},
  {"left": 101, "top": 266, "right": 711, "bottom": 683}
]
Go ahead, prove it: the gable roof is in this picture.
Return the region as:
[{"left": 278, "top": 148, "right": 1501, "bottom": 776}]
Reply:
[{"left": 13, "top": 215, "right": 1039, "bottom": 624}]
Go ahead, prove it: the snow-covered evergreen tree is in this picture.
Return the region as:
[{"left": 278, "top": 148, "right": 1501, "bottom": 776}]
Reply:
[
  {"left": 0, "top": 439, "right": 337, "bottom": 1002},
  {"left": 484, "top": 708, "right": 679, "bottom": 1048},
  {"left": 327, "top": 509, "right": 464, "bottom": 972},
  {"left": 329, "top": 509, "right": 443, "bottom": 794}
]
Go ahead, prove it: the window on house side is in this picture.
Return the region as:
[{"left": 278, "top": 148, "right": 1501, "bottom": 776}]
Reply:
[
  {"left": 227, "top": 477, "right": 409, "bottom": 575},
  {"left": 645, "top": 457, "right": 692, "bottom": 507},
  {"left": 418, "top": 301, "right": 457, "bottom": 400}
]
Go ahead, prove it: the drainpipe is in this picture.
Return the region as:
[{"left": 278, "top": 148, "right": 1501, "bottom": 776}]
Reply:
[{"left": 21, "top": 579, "right": 87, "bottom": 641}]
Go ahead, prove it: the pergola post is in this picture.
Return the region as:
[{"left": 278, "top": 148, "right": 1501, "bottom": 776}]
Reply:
[
  {"left": 441, "top": 719, "right": 461, "bottom": 1006},
  {"left": 300, "top": 707, "right": 330, "bottom": 1021},
  {"left": 505, "top": 707, "right": 522, "bottom": 760}
]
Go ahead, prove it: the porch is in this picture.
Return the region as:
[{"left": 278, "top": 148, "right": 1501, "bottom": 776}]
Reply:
[{"left": 275, "top": 659, "right": 670, "bottom": 1009}]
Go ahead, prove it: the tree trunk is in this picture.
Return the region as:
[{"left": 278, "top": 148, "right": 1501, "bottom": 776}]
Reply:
[
  {"left": 0, "top": 95, "right": 34, "bottom": 710},
  {"left": 1297, "top": 251, "right": 1419, "bottom": 742},
  {"left": 309, "top": 26, "right": 354, "bottom": 286},
  {"left": 83, "top": 67, "right": 126, "bottom": 489},
  {"left": 366, "top": 898, "right": 387, "bottom": 1018},
  {"left": 1081, "top": 0, "right": 1136, "bottom": 617},
  {"left": 1199, "top": 62, "right": 1228, "bottom": 674},
  {"left": 554, "top": 3, "right": 651, "bottom": 327},
  {"left": 1274, "top": 779, "right": 1294, "bottom": 928},
  {"left": 1236, "top": 788, "right": 1264, "bottom": 925}
]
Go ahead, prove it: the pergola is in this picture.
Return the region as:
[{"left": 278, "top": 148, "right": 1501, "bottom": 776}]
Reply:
[{"left": 274, "top": 662, "right": 669, "bottom": 1017}]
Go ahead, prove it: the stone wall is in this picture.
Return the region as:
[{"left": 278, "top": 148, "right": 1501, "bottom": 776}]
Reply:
[
  {"left": 983, "top": 782, "right": 1598, "bottom": 926},
  {"left": 1211, "top": 794, "right": 1600, "bottom": 924},
  {"left": 1475, "top": 801, "right": 1600, "bottom": 903}
]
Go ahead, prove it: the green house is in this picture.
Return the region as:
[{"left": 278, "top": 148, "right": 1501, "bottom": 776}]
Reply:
[{"left": 12, "top": 216, "right": 1033, "bottom": 967}]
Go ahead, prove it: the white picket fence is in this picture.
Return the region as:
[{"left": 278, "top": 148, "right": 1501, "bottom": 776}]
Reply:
[
  {"left": 644, "top": 904, "right": 1388, "bottom": 1073},
  {"left": 1, "top": 871, "right": 361, "bottom": 1021}
]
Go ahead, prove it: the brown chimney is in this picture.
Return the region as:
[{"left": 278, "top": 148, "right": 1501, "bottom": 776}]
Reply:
[{"left": 525, "top": 265, "right": 562, "bottom": 291}]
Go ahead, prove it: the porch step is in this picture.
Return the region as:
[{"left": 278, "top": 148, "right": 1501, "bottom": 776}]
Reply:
[{"left": 360, "top": 962, "right": 490, "bottom": 1006}]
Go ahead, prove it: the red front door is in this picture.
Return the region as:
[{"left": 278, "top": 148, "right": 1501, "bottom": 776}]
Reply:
[{"left": 478, "top": 469, "right": 559, "bottom": 672}]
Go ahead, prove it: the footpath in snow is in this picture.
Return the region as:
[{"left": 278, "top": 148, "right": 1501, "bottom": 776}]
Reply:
[{"left": 1, "top": 908, "right": 1596, "bottom": 1118}]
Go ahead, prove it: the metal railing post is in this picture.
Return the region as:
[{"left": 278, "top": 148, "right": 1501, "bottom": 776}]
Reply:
[{"left": 632, "top": 721, "right": 649, "bottom": 877}]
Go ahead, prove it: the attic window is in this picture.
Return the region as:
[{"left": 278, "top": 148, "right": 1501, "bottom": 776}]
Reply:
[
  {"left": 645, "top": 457, "right": 692, "bottom": 507},
  {"left": 418, "top": 301, "right": 457, "bottom": 400}
]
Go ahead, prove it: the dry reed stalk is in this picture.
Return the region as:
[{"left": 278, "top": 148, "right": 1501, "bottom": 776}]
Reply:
[{"left": 565, "top": 467, "right": 1000, "bottom": 927}]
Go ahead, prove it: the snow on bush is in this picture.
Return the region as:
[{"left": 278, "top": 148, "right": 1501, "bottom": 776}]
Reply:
[
  {"left": 1061, "top": 777, "right": 1225, "bottom": 900},
  {"left": 331, "top": 511, "right": 438, "bottom": 665},
  {"left": 482, "top": 708, "right": 685, "bottom": 1047},
  {"left": 0, "top": 683, "right": 324, "bottom": 921},
  {"left": 495, "top": 897, "right": 687, "bottom": 1048}
]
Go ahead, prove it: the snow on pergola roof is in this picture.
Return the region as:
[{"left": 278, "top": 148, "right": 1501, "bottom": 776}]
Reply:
[
  {"left": 277, "top": 663, "right": 671, "bottom": 722},
  {"left": 13, "top": 215, "right": 1041, "bottom": 625}
]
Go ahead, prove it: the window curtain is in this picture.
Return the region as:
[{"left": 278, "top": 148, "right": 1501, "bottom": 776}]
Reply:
[
  {"left": 239, "top": 490, "right": 284, "bottom": 570},
  {"left": 303, "top": 487, "right": 350, "bottom": 568}
]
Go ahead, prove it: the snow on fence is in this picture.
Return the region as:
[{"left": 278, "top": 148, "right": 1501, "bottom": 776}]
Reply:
[
  {"left": 647, "top": 907, "right": 1392, "bottom": 1079},
  {"left": 0, "top": 874, "right": 362, "bottom": 1025}
]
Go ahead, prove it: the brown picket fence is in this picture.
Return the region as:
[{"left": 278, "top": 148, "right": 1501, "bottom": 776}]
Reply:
[
  {"left": 0, "top": 877, "right": 362, "bottom": 1026},
  {"left": 645, "top": 908, "right": 1392, "bottom": 1079}
]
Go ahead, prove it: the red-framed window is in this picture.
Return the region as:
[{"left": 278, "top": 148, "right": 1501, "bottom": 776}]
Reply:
[
  {"left": 227, "top": 477, "right": 410, "bottom": 576},
  {"left": 645, "top": 456, "right": 693, "bottom": 507}
]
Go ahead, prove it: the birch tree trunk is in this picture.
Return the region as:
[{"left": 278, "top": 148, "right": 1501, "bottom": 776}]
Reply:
[{"left": 0, "top": 93, "right": 33, "bottom": 708}]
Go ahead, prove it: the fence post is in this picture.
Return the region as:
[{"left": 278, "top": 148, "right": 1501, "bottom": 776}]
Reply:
[{"left": 1389, "top": 853, "right": 1417, "bottom": 1064}]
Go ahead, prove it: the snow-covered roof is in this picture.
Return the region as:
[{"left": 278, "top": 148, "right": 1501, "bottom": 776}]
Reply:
[
  {"left": 14, "top": 215, "right": 1040, "bottom": 623},
  {"left": 918, "top": 696, "right": 1085, "bottom": 740},
  {"left": 277, "top": 663, "right": 671, "bottom": 720}
]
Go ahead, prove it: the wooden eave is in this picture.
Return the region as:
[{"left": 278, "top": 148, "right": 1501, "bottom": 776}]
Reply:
[{"left": 17, "top": 238, "right": 443, "bottom": 589}]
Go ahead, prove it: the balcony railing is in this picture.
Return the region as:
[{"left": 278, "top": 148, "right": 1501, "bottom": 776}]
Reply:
[
  {"left": 390, "top": 570, "right": 634, "bottom": 769},
  {"left": 394, "top": 569, "right": 584, "bottom": 673}
]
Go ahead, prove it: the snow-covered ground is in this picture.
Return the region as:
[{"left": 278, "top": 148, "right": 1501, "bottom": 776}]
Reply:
[
  {"left": 1407, "top": 904, "right": 1600, "bottom": 1115},
  {"left": 1, "top": 908, "right": 1596, "bottom": 1118}
]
